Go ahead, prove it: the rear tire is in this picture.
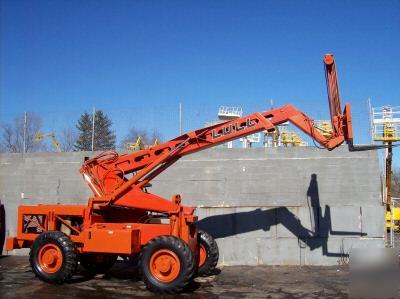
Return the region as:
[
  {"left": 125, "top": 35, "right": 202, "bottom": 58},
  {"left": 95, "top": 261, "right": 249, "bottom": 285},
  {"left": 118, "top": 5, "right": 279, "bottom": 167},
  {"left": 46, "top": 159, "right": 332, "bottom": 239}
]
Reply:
[
  {"left": 139, "top": 236, "right": 195, "bottom": 294},
  {"left": 80, "top": 253, "right": 117, "bottom": 274},
  {"left": 197, "top": 229, "right": 219, "bottom": 276},
  {"left": 29, "top": 231, "right": 77, "bottom": 284}
]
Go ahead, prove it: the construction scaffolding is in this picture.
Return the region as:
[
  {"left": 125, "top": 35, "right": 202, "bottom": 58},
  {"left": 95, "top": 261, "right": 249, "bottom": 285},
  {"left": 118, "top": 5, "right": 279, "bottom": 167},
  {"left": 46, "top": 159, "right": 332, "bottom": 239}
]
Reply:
[
  {"left": 314, "top": 120, "right": 333, "bottom": 138},
  {"left": 370, "top": 105, "right": 400, "bottom": 142},
  {"left": 279, "top": 128, "right": 307, "bottom": 147},
  {"left": 125, "top": 136, "right": 159, "bottom": 152},
  {"left": 370, "top": 103, "right": 400, "bottom": 247},
  {"left": 263, "top": 122, "right": 309, "bottom": 148},
  {"left": 217, "top": 106, "right": 243, "bottom": 120}
]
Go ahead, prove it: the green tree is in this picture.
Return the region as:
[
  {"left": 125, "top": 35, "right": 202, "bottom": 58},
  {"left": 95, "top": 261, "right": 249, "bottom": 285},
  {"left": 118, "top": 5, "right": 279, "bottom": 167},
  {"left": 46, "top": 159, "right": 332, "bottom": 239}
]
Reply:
[
  {"left": 75, "top": 110, "right": 116, "bottom": 151},
  {"left": 75, "top": 112, "right": 92, "bottom": 151}
]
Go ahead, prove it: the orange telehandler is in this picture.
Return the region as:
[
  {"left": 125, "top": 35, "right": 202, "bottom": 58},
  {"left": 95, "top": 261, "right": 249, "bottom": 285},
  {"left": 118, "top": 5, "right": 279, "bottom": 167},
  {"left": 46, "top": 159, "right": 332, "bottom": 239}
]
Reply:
[{"left": 6, "top": 54, "right": 359, "bottom": 293}]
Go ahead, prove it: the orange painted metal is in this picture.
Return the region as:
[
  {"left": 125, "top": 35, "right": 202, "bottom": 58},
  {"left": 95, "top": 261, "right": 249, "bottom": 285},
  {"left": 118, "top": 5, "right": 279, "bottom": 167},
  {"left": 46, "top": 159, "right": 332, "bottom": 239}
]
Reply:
[
  {"left": 38, "top": 243, "right": 63, "bottom": 273},
  {"left": 6, "top": 54, "right": 352, "bottom": 267},
  {"left": 83, "top": 226, "right": 139, "bottom": 254},
  {"left": 150, "top": 249, "right": 181, "bottom": 283}
]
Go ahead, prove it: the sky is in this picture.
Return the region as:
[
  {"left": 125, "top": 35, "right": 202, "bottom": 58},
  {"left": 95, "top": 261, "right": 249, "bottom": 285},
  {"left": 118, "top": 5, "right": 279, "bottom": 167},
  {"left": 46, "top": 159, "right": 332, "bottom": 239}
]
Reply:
[{"left": 0, "top": 0, "right": 399, "bottom": 165}]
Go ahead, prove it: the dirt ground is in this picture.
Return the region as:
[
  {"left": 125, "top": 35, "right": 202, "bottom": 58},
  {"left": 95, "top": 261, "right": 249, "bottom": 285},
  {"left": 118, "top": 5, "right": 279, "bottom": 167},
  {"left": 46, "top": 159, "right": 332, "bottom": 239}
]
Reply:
[{"left": 0, "top": 256, "right": 350, "bottom": 299}]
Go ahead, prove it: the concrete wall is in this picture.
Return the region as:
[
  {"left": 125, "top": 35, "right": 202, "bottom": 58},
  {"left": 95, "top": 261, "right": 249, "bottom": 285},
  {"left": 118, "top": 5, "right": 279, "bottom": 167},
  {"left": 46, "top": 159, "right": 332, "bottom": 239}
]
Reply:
[{"left": 0, "top": 147, "right": 384, "bottom": 265}]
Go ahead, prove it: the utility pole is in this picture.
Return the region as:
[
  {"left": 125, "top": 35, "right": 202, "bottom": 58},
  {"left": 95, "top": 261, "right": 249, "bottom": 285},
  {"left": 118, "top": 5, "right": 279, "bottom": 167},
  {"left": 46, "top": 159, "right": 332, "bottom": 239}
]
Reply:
[
  {"left": 179, "top": 102, "right": 182, "bottom": 135},
  {"left": 367, "top": 98, "right": 373, "bottom": 142},
  {"left": 91, "top": 107, "right": 95, "bottom": 152},
  {"left": 23, "top": 112, "right": 27, "bottom": 153}
]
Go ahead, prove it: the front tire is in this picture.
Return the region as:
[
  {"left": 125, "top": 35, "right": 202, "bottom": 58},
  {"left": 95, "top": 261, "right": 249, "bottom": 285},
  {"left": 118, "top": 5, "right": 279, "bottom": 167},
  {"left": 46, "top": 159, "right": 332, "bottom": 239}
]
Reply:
[
  {"left": 139, "top": 236, "right": 195, "bottom": 294},
  {"left": 29, "top": 231, "right": 77, "bottom": 284},
  {"left": 197, "top": 229, "right": 219, "bottom": 276}
]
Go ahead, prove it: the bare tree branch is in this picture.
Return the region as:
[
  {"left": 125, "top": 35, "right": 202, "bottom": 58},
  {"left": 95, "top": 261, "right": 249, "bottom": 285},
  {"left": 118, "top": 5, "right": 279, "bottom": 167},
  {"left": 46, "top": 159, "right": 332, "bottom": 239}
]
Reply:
[
  {"left": 59, "top": 128, "right": 78, "bottom": 152},
  {"left": 0, "top": 113, "right": 44, "bottom": 152}
]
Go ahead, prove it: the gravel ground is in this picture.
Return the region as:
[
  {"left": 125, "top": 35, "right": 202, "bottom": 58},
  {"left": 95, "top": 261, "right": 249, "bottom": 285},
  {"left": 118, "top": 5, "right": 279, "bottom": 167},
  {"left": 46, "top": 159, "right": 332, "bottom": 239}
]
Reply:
[{"left": 0, "top": 256, "right": 350, "bottom": 299}]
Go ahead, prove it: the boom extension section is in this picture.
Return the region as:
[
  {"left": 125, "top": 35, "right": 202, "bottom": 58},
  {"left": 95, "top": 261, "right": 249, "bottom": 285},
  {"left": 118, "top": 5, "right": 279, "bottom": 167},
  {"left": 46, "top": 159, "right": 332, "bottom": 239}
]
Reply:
[{"left": 81, "top": 54, "right": 353, "bottom": 211}]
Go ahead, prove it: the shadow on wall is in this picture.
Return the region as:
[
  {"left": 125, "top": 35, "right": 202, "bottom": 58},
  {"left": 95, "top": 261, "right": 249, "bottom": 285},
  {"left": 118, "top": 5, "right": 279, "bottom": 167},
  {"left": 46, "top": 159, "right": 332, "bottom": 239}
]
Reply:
[
  {"left": 197, "top": 174, "right": 366, "bottom": 258},
  {"left": 0, "top": 202, "right": 5, "bottom": 255}
]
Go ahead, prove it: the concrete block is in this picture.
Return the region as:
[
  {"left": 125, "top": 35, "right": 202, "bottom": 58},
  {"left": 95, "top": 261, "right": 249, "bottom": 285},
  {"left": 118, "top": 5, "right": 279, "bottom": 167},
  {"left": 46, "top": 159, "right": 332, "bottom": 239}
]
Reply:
[
  {"left": 197, "top": 207, "right": 277, "bottom": 239},
  {"left": 302, "top": 237, "right": 385, "bottom": 266},
  {"left": 361, "top": 206, "right": 385, "bottom": 238},
  {"left": 258, "top": 237, "right": 301, "bottom": 265},
  {"left": 343, "top": 237, "right": 385, "bottom": 250},
  {"left": 233, "top": 207, "right": 277, "bottom": 238},
  {"left": 196, "top": 207, "right": 237, "bottom": 239},
  {"left": 277, "top": 207, "right": 317, "bottom": 238},
  {"left": 322, "top": 206, "right": 362, "bottom": 236},
  {"left": 217, "top": 237, "right": 259, "bottom": 266},
  {"left": 302, "top": 237, "right": 348, "bottom": 266}
]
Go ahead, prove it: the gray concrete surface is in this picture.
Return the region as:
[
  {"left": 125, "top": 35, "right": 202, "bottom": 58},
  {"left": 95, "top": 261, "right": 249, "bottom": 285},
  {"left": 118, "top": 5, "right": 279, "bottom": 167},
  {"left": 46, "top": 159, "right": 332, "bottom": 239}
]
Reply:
[
  {"left": 0, "top": 147, "right": 385, "bottom": 265},
  {"left": 0, "top": 256, "right": 350, "bottom": 299}
]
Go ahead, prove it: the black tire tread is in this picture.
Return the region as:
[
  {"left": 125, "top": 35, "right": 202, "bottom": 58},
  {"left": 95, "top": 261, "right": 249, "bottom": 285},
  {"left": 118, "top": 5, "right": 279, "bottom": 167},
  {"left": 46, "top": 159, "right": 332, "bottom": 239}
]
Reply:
[
  {"left": 29, "top": 231, "right": 77, "bottom": 284},
  {"left": 198, "top": 229, "right": 219, "bottom": 276},
  {"left": 139, "top": 235, "right": 195, "bottom": 294}
]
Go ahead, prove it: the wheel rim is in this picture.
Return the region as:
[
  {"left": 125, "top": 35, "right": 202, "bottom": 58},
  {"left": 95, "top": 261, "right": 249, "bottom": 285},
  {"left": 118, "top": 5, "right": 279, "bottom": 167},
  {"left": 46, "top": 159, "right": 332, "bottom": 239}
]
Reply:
[
  {"left": 149, "top": 249, "right": 181, "bottom": 283},
  {"left": 38, "top": 244, "right": 63, "bottom": 273},
  {"left": 199, "top": 244, "right": 207, "bottom": 267}
]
